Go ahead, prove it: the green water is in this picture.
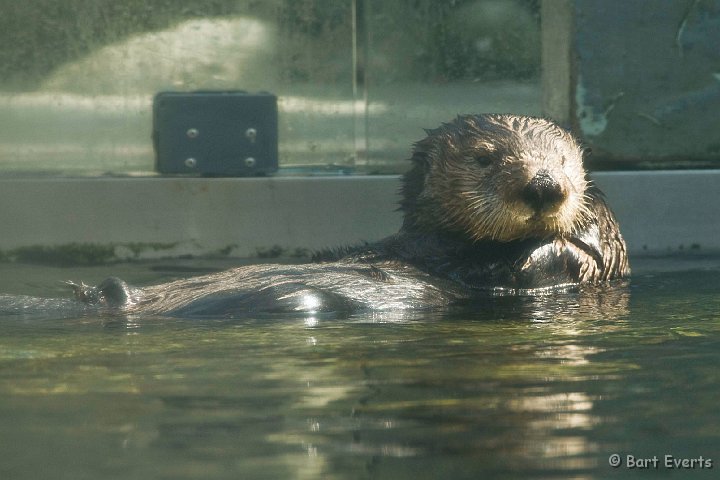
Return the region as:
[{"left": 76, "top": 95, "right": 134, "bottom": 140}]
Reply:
[{"left": 0, "top": 259, "right": 719, "bottom": 479}]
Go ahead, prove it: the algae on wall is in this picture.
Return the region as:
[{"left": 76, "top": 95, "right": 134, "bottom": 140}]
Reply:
[{"left": 2, "top": 242, "right": 177, "bottom": 266}]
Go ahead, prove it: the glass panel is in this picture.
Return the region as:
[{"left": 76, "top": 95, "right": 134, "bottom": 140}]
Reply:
[
  {"left": 363, "top": 0, "right": 542, "bottom": 171},
  {"left": 0, "top": 0, "right": 541, "bottom": 175},
  {"left": 0, "top": 1, "right": 356, "bottom": 174}
]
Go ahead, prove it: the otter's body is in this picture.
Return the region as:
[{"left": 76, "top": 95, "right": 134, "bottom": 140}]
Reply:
[{"left": 75, "top": 114, "right": 630, "bottom": 317}]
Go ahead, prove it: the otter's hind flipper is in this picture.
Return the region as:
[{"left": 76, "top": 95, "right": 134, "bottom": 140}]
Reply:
[{"left": 68, "top": 277, "right": 139, "bottom": 309}]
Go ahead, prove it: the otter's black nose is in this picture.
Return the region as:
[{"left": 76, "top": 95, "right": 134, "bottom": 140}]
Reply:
[{"left": 521, "top": 169, "right": 566, "bottom": 212}]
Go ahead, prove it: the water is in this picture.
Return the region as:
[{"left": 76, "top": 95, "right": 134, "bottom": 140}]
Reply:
[{"left": 0, "top": 258, "right": 719, "bottom": 479}]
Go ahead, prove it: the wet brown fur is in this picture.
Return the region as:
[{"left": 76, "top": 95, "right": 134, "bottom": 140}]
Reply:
[
  {"left": 78, "top": 114, "right": 630, "bottom": 316},
  {"left": 401, "top": 115, "right": 591, "bottom": 242}
]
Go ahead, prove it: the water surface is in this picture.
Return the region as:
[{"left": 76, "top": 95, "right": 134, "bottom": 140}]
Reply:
[{"left": 0, "top": 258, "right": 718, "bottom": 479}]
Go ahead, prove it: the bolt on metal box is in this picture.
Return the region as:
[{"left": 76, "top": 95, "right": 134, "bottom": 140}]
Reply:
[{"left": 153, "top": 91, "right": 278, "bottom": 176}]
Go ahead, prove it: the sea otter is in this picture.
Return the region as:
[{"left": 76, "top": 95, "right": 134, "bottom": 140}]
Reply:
[{"left": 72, "top": 114, "right": 630, "bottom": 317}]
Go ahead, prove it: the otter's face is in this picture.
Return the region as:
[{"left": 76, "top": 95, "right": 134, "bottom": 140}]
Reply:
[{"left": 407, "top": 114, "right": 590, "bottom": 242}]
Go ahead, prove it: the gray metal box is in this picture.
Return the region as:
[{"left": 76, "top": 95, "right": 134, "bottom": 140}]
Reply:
[{"left": 153, "top": 91, "right": 278, "bottom": 175}]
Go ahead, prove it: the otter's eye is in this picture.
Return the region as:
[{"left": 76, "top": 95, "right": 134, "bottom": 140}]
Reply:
[{"left": 473, "top": 155, "right": 492, "bottom": 167}]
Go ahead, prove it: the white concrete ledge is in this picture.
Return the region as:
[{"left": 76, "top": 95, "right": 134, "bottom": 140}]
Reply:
[
  {"left": 0, "top": 171, "right": 718, "bottom": 260},
  {"left": 0, "top": 176, "right": 402, "bottom": 259},
  {"left": 592, "top": 170, "right": 720, "bottom": 254}
]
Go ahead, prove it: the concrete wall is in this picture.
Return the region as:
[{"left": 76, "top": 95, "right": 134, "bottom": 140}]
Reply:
[
  {"left": 0, "top": 177, "right": 401, "bottom": 261},
  {"left": 1, "top": 173, "right": 719, "bottom": 262},
  {"left": 542, "top": 0, "right": 720, "bottom": 165}
]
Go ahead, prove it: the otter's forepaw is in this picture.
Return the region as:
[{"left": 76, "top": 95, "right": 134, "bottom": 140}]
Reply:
[{"left": 576, "top": 251, "right": 600, "bottom": 282}]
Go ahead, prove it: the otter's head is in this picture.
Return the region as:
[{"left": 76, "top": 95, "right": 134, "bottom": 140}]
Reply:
[{"left": 401, "top": 114, "right": 590, "bottom": 242}]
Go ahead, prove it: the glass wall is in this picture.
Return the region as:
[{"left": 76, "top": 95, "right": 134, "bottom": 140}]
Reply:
[{"left": 0, "top": 0, "right": 541, "bottom": 175}]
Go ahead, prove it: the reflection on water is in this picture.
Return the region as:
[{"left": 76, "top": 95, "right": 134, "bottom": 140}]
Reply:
[{"left": 0, "top": 264, "right": 719, "bottom": 479}]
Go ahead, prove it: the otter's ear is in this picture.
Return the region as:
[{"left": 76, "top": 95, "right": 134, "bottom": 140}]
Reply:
[
  {"left": 411, "top": 133, "right": 438, "bottom": 161},
  {"left": 409, "top": 150, "right": 431, "bottom": 169}
]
